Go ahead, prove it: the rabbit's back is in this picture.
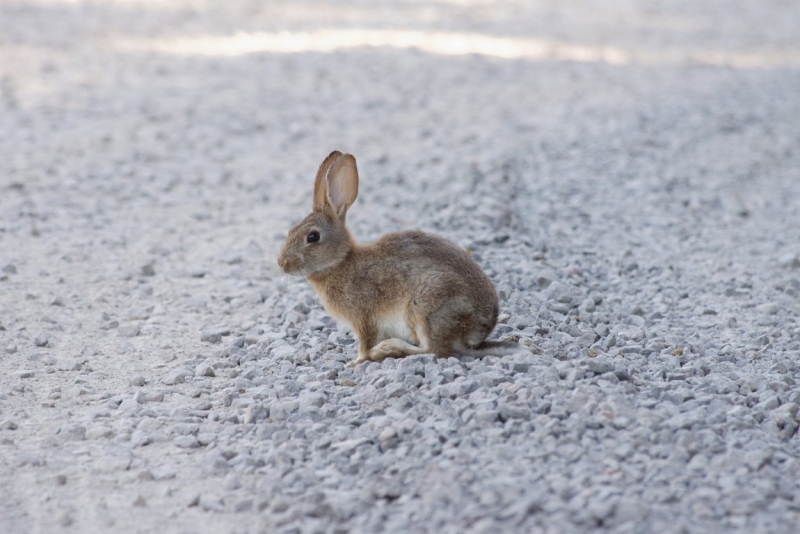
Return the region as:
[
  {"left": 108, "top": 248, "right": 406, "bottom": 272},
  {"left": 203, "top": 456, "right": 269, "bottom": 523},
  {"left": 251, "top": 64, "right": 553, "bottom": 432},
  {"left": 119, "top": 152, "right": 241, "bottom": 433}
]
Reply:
[{"left": 373, "top": 230, "right": 498, "bottom": 312}]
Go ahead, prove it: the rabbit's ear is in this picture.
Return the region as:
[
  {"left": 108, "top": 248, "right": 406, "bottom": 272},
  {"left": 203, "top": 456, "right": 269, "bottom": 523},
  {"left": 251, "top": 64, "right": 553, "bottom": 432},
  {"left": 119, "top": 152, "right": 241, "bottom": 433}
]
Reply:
[
  {"left": 326, "top": 153, "right": 359, "bottom": 218},
  {"left": 313, "top": 150, "right": 343, "bottom": 212}
]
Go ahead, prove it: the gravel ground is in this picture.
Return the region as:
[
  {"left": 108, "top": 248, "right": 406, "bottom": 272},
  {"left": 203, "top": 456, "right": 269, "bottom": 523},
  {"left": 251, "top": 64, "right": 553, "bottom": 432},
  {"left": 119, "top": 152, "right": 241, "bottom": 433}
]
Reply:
[{"left": 2, "top": 1, "right": 800, "bottom": 533}]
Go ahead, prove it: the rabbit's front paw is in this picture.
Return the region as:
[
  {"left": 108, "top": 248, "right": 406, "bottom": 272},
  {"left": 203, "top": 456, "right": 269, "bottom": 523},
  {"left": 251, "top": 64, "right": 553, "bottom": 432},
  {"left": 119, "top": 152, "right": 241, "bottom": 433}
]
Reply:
[{"left": 346, "top": 354, "right": 369, "bottom": 367}]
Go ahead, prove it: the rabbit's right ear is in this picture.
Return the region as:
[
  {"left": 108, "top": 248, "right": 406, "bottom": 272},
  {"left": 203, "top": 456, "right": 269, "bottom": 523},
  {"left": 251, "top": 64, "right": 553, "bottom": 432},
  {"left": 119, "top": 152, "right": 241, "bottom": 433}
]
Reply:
[
  {"left": 325, "top": 153, "right": 359, "bottom": 219},
  {"left": 313, "top": 150, "right": 343, "bottom": 212}
]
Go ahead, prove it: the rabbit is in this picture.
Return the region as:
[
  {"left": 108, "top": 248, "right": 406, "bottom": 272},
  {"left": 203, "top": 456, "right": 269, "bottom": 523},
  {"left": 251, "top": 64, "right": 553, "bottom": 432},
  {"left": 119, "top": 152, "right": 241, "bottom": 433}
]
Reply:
[{"left": 278, "top": 150, "right": 512, "bottom": 367}]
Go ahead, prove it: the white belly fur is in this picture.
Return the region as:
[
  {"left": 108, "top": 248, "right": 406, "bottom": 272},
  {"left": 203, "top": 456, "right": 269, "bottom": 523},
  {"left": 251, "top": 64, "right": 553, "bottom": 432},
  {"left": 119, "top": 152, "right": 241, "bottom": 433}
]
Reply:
[{"left": 376, "top": 308, "right": 415, "bottom": 344}]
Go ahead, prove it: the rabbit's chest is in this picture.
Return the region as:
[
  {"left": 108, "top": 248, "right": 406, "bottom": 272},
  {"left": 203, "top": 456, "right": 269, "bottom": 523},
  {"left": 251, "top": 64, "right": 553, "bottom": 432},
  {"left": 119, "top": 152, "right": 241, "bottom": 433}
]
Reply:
[{"left": 376, "top": 309, "right": 417, "bottom": 344}]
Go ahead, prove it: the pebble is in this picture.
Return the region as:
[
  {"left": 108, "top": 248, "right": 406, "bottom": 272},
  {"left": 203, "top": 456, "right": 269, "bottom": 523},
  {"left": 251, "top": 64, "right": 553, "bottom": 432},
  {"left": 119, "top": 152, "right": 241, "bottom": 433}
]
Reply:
[
  {"left": 129, "top": 375, "right": 146, "bottom": 387},
  {"left": 131, "top": 431, "right": 150, "bottom": 447},
  {"left": 61, "top": 425, "right": 86, "bottom": 441},
  {"left": 95, "top": 450, "right": 132, "bottom": 472},
  {"left": 586, "top": 358, "right": 614, "bottom": 375},
  {"left": 33, "top": 333, "right": 49, "bottom": 347},
  {"left": 174, "top": 435, "right": 200, "bottom": 448},
  {"left": 756, "top": 303, "right": 780, "bottom": 315},
  {"left": 118, "top": 324, "right": 140, "bottom": 337},
  {"left": 162, "top": 369, "right": 192, "bottom": 385},
  {"left": 200, "top": 494, "right": 225, "bottom": 512},
  {"left": 189, "top": 267, "right": 209, "bottom": 278},
  {"left": 0, "top": 419, "right": 19, "bottom": 430},
  {"left": 201, "top": 326, "right": 231, "bottom": 344},
  {"left": 56, "top": 358, "right": 82, "bottom": 371},
  {"left": 195, "top": 363, "right": 216, "bottom": 377}
]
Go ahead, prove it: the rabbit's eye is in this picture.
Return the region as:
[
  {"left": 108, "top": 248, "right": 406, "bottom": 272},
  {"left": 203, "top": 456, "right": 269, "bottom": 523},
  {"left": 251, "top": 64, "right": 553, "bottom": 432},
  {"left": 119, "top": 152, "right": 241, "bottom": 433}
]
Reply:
[{"left": 306, "top": 231, "right": 320, "bottom": 243}]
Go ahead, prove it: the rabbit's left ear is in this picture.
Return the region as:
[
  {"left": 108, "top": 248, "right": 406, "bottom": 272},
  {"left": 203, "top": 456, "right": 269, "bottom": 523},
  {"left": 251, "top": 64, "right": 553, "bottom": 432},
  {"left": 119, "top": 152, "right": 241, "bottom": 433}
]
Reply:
[
  {"left": 325, "top": 153, "right": 359, "bottom": 218},
  {"left": 313, "top": 150, "right": 343, "bottom": 212}
]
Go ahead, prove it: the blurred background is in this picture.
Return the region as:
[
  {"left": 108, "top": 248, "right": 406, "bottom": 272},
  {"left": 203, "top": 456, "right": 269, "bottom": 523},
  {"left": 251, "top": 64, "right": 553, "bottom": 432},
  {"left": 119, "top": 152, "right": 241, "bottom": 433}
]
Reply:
[
  {"left": 2, "top": 0, "right": 799, "bottom": 285},
  {"left": 3, "top": 0, "right": 800, "bottom": 326}
]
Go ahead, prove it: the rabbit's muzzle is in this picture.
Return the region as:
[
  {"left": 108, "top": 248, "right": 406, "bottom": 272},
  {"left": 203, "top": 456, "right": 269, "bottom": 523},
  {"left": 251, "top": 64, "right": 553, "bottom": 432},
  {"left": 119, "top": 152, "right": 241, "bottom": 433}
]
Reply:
[{"left": 277, "top": 251, "right": 302, "bottom": 274}]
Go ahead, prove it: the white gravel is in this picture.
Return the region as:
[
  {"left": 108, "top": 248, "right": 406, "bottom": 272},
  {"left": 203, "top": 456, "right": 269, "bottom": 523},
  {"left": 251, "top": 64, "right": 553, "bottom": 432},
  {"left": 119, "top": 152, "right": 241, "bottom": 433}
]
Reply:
[{"left": 2, "top": 1, "right": 800, "bottom": 533}]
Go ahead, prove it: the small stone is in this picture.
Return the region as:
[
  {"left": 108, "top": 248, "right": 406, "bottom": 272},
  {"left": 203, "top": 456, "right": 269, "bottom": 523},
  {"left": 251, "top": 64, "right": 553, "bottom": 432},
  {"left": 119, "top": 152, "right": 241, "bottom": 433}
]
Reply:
[
  {"left": 744, "top": 449, "right": 772, "bottom": 471},
  {"left": 579, "top": 298, "right": 596, "bottom": 313},
  {"left": 546, "top": 281, "right": 578, "bottom": 304},
  {"left": 204, "top": 452, "right": 231, "bottom": 475},
  {"left": 162, "top": 369, "right": 191, "bottom": 385},
  {"left": 174, "top": 435, "right": 200, "bottom": 448},
  {"left": 62, "top": 425, "right": 86, "bottom": 441},
  {"left": 14, "top": 370, "right": 34, "bottom": 379},
  {"left": 614, "top": 366, "right": 630, "bottom": 381},
  {"left": 5, "top": 342, "right": 17, "bottom": 354},
  {"left": 73, "top": 385, "right": 93, "bottom": 396},
  {"left": 473, "top": 410, "right": 500, "bottom": 424},
  {"left": 1, "top": 263, "right": 17, "bottom": 274},
  {"left": 197, "top": 433, "right": 216, "bottom": 446},
  {"left": 133, "top": 495, "right": 147, "bottom": 507},
  {"left": 479, "top": 372, "right": 507, "bottom": 388},
  {"left": 499, "top": 403, "right": 532, "bottom": 421},
  {"left": 299, "top": 392, "right": 326, "bottom": 409},
  {"left": 129, "top": 375, "right": 146, "bottom": 387},
  {"left": 242, "top": 404, "right": 268, "bottom": 424},
  {"left": 118, "top": 399, "right": 141, "bottom": 415},
  {"left": 57, "top": 358, "right": 82, "bottom": 371},
  {"left": 33, "top": 333, "right": 50, "bottom": 347},
  {"left": 772, "top": 403, "right": 799, "bottom": 441},
  {"left": 85, "top": 423, "right": 113, "bottom": 440},
  {"left": 55, "top": 474, "right": 67, "bottom": 486},
  {"left": 95, "top": 449, "right": 133, "bottom": 472},
  {"left": 543, "top": 366, "right": 561, "bottom": 383},
  {"left": 201, "top": 326, "right": 230, "bottom": 344},
  {"left": 141, "top": 263, "right": 156, "bottom": 277},
  {"left": 152, "top": 466, "right": 178, "bottom": 480},
  {"left": 118, "top": 324, "right": 140, "bottom": 338},
  {"left": 386, "top": 383, "right": 405, "bottom": 398},
  {"left": 195, "top": 363, "right": 216, "bottom": 377},
  {"left": 133, "top": 390, "right": 148, "bottom": 404},
  {"left": 200, "top": 494, "right": 225, "bottom": 512},
  {"left": 235, "top": 499, "right": 254, "bottom": 513},
  {"left": 0, "top": 420, "right": 19, "bottom": 431},
  {"left": 131, "top": 431, "right": 150, "bottom": 447},
  {"left": 756, "top": 303, "right": 780, "bottom": 315},
  {"left": 598, "top": 372, "right": 620, "bottom": 383},
  {"left": 512, "top": 362, "right": 531, "bottom": 373},
  {"left": 126, "top": 308, "right": 151, "bottom": 321},
  {"left": 586, "top": 358, "right": 613, "bottom": 375},
  {"left": 378, "top": 426, "right": 398, "bottom": 442},
  {"left": 189, "top": 266, "right": 209, "bottom": 278}
]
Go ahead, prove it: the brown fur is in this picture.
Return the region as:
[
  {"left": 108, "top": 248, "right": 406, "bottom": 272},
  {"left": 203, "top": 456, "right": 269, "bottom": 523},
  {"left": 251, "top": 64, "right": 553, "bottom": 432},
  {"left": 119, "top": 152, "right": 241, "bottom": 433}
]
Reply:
[{"left": 278, "top": 151, "right": 501, "bottom": 366}]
